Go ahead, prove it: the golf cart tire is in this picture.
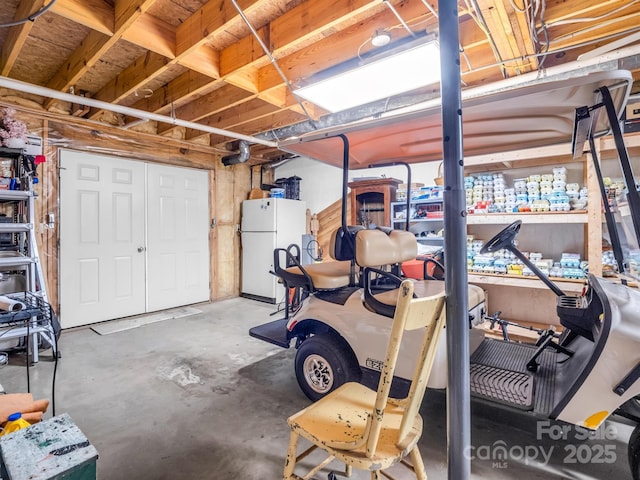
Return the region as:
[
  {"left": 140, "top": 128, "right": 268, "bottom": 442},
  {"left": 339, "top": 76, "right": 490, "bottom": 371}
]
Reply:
[
  {"left": 294, "top": 333, "right": 361, "bottom": 401},
  {"left": 630, "top": 422, "right": 640, "bottom": 480}
]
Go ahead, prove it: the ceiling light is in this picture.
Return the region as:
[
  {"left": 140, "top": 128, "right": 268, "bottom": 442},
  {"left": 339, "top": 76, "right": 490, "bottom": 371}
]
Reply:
[
  {"left": 371, "top": 29, "right": 391, "bottom": 47},
  {"left": 294, "top": 37, "right": 440, "bottom": 113}
]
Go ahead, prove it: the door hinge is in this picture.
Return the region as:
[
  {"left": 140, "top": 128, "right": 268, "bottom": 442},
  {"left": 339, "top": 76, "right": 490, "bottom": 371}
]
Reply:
[{"left": 211, "top": 218, "right": 217, "bottom": 230}]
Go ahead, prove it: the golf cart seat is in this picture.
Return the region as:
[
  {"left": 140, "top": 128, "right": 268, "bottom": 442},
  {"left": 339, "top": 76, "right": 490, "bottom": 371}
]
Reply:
[
  {"left": 356, "top": 229, "right": 485, "bottom": 319},
  {"left": 355, "top": 228, "right": 418, "bottom": 317},
  {"left": 279, "top": 226, "right": 363, "bottom": 292},
  {"left": 373, "top": 282, "right": 486, "bottom": 319}
]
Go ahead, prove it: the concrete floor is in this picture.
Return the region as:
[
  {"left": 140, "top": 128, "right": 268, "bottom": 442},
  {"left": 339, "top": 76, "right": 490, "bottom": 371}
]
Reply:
[{"left": 0, "top": 297, "right": 635, "bottom": 479}]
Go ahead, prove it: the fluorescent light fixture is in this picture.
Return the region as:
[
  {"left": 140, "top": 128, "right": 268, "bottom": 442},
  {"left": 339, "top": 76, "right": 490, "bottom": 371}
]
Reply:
[{"left": 295, "top": 39, "right": 440, "bottom": 113}]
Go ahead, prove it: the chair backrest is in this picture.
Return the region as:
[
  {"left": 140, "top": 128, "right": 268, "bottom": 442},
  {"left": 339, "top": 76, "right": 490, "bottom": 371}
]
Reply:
[
  {"left": 366, "top": 280, "right": 446, "bottom": 457},
  {"left": 329, "top": 225, "right": 364, "bottom": 261},
  {"left": 355, "top": 229, "right": 417, "bottom": 267},
  {"left": 355, "top": 229, "right": 419, "bottom": 318}
]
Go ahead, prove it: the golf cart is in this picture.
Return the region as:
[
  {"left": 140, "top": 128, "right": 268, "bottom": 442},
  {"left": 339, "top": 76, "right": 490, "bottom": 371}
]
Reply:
[{"left": 248, "top": 68, "right": 640, "bottom": 478}]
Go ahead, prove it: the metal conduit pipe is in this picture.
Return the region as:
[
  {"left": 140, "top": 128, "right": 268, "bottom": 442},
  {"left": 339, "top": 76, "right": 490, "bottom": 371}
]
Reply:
[
  {"left": 0, "top": 76, "right": 277, "bottom": 148},
  {"left": 382, "top": 0, "right": 417, "bottom": 37}
]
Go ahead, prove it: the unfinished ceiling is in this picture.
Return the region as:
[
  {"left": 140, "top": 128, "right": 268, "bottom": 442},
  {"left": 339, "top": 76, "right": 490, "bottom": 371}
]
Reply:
[{"left": 1, "top": 0, "right": 640, "bottom": 163}]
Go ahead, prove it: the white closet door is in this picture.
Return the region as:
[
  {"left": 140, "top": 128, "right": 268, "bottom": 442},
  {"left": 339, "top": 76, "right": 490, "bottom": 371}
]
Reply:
[
  {"left": 146, "top": 163, "right": 210, "bottom": 311},
  {"left": 59, "top": 150, "right": 146, "bottom": 328}
]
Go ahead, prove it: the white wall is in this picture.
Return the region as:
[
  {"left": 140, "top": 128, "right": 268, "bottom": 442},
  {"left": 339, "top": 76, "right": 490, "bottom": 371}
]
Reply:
[{"left": 274, "top": 157, "right": 441, "bottom": 214}]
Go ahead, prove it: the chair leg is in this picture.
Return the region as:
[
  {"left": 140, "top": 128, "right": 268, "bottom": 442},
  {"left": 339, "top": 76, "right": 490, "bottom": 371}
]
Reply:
[
  {"left": 371, "top": 470, "right": 380, "bottom": 480},
  {"left": 283, "top": 431, "right": 300, "bottom": 480},
  {"left": 345, "top": 465, "right": 352, "bottom": 477},
  {"left": 409, "top": 446, "right": 427, "bottom": 480}
]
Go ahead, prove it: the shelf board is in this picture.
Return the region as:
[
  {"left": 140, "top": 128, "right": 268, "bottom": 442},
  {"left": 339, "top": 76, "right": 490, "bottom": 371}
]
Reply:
[
  {"left": 467, "top": 211, "right": 587, "bottom": 225},
  {"left": 0, "top": 253, "right": 33, "bottom": 267},
  {"left": 0, "top": 190, "right": 32, "bottom": 201},
  {"left": 393, "top": 217, "right": 443, "bottom": 223},
  {"left": 0, "top": 223, "right": 32, "bottom": 232},
  {"left": 468, "top": 272, "right": 586, "bottom": 292},
  {"left": 391, "top": 198, "right": 443, "bottom": 206}
]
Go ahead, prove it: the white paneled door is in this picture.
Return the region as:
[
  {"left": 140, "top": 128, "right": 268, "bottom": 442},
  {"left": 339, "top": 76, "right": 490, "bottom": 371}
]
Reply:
[
  {"left": 59, "top": 150, "right": 210, "bottom": 328},
  {"left": 146, "top": 163, "right": 210, "bottom": 311}
]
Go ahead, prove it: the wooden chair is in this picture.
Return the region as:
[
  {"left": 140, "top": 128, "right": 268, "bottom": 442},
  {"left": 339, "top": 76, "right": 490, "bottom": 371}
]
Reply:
[{"left": 283, "top": 280, "right": 446, "bottom": 480}]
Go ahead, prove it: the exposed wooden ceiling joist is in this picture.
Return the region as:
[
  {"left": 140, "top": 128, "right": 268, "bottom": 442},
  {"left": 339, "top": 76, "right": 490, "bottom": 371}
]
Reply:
[{"left": 0, "top": 0, "right": 639, "bottom": 164}]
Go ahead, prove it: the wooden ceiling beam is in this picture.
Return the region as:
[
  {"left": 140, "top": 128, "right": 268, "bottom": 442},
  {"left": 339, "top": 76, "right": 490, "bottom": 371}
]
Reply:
[
  {"left": 207, "top": 108, "right": 307, "bottom": 146},
  {"left": 541, "top": 0, "right": 624, "bottom": 25},
  {"left": 161, "top": 0, "right": 415, "bottom": 129},
  {"left": 114, "top": 0, "right": 158, "bottom": 31},
  {"left": 44, "top": 0, "right": 163, "bottom": 107},
  {"left": 545, "top": 12, "right": 640, "bottom": 51},
  {"left": 1, "top": 0, "right": 46, "bottom": 76},
  {"left": 213, "top": 0, "right": 397, "bottom": 110},
  {"left": 175, "top": 0, "right": 267, "bottom": 58},
  {"left": 90, "top": 42, "right": 219, "bottom": 122},
  {"left": 49, "top": 0, "right": 114, "bottom": 36},
  {"left": 88, "top": 51, "right": 171, "bottom": 119},
  {"left": 121, "top": 73, "right": 213, "bottom": 126},
  {"left": 171, "top": 84, "right": 254, "bottom": 123},
  {"left": 473, "top": 0, "right": 536, "bottom": 76},
  {"left": 45, "top": 29, "right": 112, "bottom": 94},
  {"left": 184, "top": 97, "right": 280, "bottom": 139},
  {"left": 121, "top": 14, "right": 176, "bottom": 59},
  {"left": 220, "top": 0, "right": 392, "bottom": 77},
  {"left": 73, "top": 0, "right": 425, "bottom": 135},
  {"left": 156, "top": 83, "right": 254, "bottom": 134},
  {"left": 227, "top": 108, "right": 307, "bottom": 136},
  {"left": 177, "top": 45, "right": 220, "bottom": 79},
  {"left": 80, "top": 0, "right": 313, "bottom": 121}
]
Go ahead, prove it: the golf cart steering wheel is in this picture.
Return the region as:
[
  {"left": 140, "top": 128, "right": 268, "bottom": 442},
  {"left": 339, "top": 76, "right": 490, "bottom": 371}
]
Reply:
[{"left": 480, "top": 220, "right": 522, "bottom": 254}]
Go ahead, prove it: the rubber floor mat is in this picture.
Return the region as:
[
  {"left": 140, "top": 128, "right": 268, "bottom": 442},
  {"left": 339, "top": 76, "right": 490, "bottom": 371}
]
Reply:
[{"left": 470, "top": 363, "right": 534, "bottom": 410}]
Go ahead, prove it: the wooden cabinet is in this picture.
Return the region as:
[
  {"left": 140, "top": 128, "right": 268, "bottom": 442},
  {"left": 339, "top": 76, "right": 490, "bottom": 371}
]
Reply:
[{"left": 348, "top": 178, "right": 401, "bottom": 228}]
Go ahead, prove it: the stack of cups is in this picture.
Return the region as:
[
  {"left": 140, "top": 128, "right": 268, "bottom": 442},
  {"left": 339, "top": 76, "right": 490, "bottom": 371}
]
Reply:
[{"left": 493, "top": 173, "right": 506, "bottom": 212}]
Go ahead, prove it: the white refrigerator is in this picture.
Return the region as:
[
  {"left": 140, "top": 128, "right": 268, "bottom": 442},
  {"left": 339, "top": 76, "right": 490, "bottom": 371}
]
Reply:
[{"left": 241, "top": 198, "right": 307, "bottom": 303}]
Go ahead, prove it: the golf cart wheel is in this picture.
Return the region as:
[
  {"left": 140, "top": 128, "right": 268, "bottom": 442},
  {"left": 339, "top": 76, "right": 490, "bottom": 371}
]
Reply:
[
  {"left": 294, "top": 334, "right": 361, "bottom": 401},
  {"left": 629, "top": 422, "right": 640, "bottom": 480},
  {"left": 621, "top": 396, "right": 640, "bottom": 422}
]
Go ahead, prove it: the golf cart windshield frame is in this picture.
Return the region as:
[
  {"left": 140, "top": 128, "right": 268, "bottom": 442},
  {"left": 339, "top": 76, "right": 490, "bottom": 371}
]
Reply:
[{"left": 573, "top": 84, "right": 640, "bottom": 275}]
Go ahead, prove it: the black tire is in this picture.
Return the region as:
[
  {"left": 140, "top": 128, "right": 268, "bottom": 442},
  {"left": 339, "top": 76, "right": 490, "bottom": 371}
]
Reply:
[
  {"left": 621, "top": 397, "right": 640, "bottom": 422},
  {"left": 629, "top": 423, "right": 640, "bottom": 480},
  {"left": 294, "top": 333, "right": 361, "bottom": 401}
]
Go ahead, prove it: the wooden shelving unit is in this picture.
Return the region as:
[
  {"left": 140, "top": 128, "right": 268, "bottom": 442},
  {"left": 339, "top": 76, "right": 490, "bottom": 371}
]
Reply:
[{"left": 460, "top": 142, "right": 603, "bottom": 326}]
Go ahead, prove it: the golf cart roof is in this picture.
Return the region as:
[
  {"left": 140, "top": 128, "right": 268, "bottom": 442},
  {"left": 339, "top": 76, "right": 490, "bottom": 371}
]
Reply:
[{"left": 278, "top": 69, "right": 632, "bottom": 168}]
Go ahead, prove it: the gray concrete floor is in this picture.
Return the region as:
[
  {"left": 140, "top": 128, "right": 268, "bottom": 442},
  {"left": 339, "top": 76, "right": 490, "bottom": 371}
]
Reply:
[{"left": 0, "top": 297, "right": 635, "bottom": 479}]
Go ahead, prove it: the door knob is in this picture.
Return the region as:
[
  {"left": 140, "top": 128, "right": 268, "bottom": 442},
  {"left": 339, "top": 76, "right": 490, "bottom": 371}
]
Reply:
[{"left": 137, "top": 246, "right": 146, "bottom": 253}]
